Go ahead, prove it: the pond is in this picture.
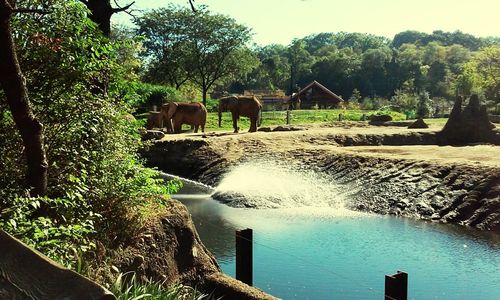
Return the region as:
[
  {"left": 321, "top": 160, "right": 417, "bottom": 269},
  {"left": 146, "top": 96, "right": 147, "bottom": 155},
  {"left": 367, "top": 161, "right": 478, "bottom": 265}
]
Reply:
[{"left": 167, "top": 162, "right": 500, "bottom": 299}]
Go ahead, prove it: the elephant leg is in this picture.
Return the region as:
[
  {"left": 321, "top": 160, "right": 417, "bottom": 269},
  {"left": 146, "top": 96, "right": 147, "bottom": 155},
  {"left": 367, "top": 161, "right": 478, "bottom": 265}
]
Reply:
[
  {"left": 249, "top": 117, "right": 257, "bottom": 132},
  {"left": 190, "top": 125, "right": 194, "bottom": 132},
  {"left": 194, "top": 125, "right": 199, "bottom": 133},
  {"left": 201, "top": 124, "right": 205, "bottom": 133},
  {"left": 174, "top": 121, "right": 182, "bottom": 133},
  {"left": 232, "top": 113, "right": 239, "bottom": 133}
]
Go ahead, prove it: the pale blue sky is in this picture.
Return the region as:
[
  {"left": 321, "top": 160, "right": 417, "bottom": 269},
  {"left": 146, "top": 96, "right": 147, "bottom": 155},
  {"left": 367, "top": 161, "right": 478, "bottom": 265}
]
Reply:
[{"left": 113, "top": 0, "right": 500, "bottom": 45}]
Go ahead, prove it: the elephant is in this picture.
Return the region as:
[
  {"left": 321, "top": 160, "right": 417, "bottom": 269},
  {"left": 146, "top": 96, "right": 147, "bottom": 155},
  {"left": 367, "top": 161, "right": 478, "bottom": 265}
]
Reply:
[
  {"left": 145, "top": 111, "right": 163, "bottom": 130},
  {"left": 161, "top": 102, "right": 207, "bottom": 134},
  {"left": 218, "top": 96, "right": 262, "bottom": 133}
]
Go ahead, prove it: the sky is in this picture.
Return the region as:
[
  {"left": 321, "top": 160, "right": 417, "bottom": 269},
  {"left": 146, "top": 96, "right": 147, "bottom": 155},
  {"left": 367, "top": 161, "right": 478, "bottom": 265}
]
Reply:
[{"left": 112, "top": 0, "right": 500, "bottom": 46}]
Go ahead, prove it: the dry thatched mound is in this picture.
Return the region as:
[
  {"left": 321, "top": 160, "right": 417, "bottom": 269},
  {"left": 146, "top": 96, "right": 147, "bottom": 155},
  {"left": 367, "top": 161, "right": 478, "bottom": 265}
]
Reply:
[
  {"left": 439, "top": 95, "right": 497, "bottom": 144},
  {"left": 408, "top": 118, "right": 429, "bottom": 129}
]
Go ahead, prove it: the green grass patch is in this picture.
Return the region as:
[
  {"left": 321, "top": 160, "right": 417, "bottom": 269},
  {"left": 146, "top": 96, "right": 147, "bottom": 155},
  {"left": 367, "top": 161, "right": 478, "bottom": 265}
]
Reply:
[
  {"left": 206, "top": 109, "right": 406, "bottom": 131},
  {"left": 111, "top": 273, "right": 210, "bottom": 300}
]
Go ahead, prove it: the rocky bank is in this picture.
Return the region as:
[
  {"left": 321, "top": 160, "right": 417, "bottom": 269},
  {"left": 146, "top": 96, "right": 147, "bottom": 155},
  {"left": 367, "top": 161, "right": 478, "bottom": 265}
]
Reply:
[{"left": 142, "top": 123, "right": 500, "bottom": 232}]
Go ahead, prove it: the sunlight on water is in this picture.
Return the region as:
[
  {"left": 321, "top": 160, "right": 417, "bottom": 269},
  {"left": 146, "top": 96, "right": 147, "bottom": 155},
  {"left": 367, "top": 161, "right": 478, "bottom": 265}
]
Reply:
[{"left": 213, "top": 161, "right": 350, "bottom": 210}]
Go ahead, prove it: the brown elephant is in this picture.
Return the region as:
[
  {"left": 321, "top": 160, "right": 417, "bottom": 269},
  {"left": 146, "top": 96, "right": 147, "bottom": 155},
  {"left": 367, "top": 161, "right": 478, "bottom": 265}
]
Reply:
[
  {"left": 218, "top": 96, "right": 262, "bottom": 133},
  {"left": 145, "top": 111, "right": 163, "bottom": 130},
  {"left": 161, "top": 102, "right": 207, "bottom": 134}
]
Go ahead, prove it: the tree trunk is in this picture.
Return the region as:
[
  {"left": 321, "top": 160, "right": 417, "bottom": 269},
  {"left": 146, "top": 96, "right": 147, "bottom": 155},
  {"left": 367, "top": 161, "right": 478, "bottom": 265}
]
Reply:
[
  {"left": 202, "top": 88, "right": 208, "bottom": 107},
  {"left": 0, "top": 1, "right": 48, "bottom": 196},
  {"left": 84, "top": 0, "right": 113, "bottom": 37}
]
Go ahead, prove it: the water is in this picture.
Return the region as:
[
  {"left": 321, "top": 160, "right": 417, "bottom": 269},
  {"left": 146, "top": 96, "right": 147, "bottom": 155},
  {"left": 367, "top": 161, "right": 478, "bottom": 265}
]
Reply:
[{"left": 168, "top": 163, "right": 500, "bottom": 299}]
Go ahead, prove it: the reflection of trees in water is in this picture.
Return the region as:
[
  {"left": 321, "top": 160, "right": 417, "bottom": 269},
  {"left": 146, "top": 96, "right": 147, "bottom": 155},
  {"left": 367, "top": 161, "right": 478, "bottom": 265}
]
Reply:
[{"left": 179, "top": 198, "right": 237, "bottom": 261}]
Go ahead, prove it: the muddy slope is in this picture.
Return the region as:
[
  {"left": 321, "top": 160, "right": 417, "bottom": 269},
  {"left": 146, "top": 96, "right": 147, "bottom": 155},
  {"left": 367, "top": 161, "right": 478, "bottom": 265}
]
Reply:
[{"left": 142, "top": 128, "right": 500, "bottom": 232}]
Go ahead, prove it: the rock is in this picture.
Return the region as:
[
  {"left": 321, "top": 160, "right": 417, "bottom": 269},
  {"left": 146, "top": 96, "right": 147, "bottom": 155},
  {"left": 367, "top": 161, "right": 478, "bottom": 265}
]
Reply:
[
  {"left": 257, "top": 127, "right": 272, "bottom": 132},
  {"left": 272, "top": 125, "right": 305, "bottom": 132},
  {"left": 142, "top": 130, "right": 165, "bottom": 141},
  {"left": 439, "top": 95, "right": 497, "bottom": 144},
  {"left": 124, "top": 114, "right": 136, "bottom": 122},
  {"left": 408, "top": 118, "right": 429, "bottom": 129}
]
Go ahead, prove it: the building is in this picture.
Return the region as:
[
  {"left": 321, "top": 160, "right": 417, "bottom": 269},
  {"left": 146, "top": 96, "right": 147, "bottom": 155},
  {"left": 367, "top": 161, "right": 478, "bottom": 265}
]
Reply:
[
  {"left": 290, "top": 81, "right": 344, "bottom": 109},
  {"left": 243, "top": 89, "right": 289, "bottom": 111}
]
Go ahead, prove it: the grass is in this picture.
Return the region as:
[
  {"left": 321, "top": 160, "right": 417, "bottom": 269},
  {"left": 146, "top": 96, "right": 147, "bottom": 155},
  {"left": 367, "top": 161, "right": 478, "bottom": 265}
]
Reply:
[
  {"left": 110, "top": 273, "right": 211, "bottom": 300},
  {"left": 206, "top": 109, "right": 407, "bottom": 131}
]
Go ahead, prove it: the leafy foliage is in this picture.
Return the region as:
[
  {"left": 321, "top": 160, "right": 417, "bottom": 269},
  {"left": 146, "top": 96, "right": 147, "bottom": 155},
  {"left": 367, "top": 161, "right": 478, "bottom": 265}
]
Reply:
[
  {"left": 0, "top": 0, "right": 179, "bottom": 268},
  {"left": 136, "top": 5, "right": 256, "bottom": 104}
]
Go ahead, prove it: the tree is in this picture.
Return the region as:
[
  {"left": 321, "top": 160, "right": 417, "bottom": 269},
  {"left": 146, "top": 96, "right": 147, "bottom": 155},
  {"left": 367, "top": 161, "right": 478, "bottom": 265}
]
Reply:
[
  {"left": 80, "top": 0, "right": 135, "bottom": 37},
  {"left": 288, "top": 39, "right": 314, "bottom": 94},
  {"left": 138, "top": 5, "right": 254, "bottom": 105},
  {"left": 416, "top": 90, "right": 433, "bottom": 118},
  {"left": 360, "top": 47, "right": 392, "bottom": 97},
  {"left": 0, "top": 0, "right": 48, "bottom": 196},
  {"left": 392, "top": 30, "right": 428, "bottom": 48},
  {"left": 81, "top": 0, "right": 198, "bottom": 37},
  {"left": 311, "top": 47, "right": 361, "bottom": 98},
  {"left": 464, "top": 46, "right": 500, "bottom": 103}
]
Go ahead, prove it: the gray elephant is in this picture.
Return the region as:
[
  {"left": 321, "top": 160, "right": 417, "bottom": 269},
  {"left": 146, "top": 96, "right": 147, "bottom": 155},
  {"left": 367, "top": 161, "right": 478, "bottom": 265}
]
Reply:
[
  {"left": 218, "top": 96, "right": 262, "bottom": 133},
  {"left": 161, "top": 102, "right": 207, "bottom": 134}
]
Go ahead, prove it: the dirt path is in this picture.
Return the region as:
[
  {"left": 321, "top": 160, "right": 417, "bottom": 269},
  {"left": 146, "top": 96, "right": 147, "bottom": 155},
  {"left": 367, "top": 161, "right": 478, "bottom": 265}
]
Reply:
[{"left": 160, "top": 123, "right": 500, "bottom": 167}]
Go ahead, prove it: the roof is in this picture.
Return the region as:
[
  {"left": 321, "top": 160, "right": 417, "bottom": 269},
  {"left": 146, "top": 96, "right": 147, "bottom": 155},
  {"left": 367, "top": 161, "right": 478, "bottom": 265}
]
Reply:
[{"left": 291, "top": 81, "right": 344, "bottom": 102}]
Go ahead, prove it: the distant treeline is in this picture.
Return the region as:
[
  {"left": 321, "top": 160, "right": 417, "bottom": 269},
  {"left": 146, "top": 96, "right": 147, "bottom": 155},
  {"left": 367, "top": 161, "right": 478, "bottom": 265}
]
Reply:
[{"left": 232, "top": 30, "right": 499, "bottom": 106}]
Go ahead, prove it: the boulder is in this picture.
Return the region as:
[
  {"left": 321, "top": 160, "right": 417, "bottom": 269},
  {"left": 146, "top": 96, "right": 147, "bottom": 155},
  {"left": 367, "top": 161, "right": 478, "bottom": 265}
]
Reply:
[
  {"left": 142, "top": 130, "right": 165, "bottom": 141},
  {"left": 408, "top": 118, "right": 429, "bottom": 129}
]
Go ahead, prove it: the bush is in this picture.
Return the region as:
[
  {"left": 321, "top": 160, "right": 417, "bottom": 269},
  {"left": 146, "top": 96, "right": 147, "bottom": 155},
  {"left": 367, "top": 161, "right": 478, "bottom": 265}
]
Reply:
[
  {"left": 1, "top": 0, "right": 180, "bottom": 268},
  {"left": 416, "top": 91, "right": 433, "bottom": 118}
]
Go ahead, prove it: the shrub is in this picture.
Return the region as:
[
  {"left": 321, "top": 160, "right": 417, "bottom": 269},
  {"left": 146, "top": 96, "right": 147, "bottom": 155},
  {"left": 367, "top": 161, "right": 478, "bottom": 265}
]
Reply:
[{"left": 1, "top": 0, "right": 180, "bottom": 268}]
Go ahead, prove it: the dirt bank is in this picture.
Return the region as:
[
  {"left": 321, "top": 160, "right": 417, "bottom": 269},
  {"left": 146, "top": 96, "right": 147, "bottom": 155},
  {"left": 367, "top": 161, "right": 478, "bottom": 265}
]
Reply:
[
  {"left": 142, "top": 123, "right": 500, "bottom": 232},
  {"left": 93, "top": 200, "right": 276, "bottom": 300}
]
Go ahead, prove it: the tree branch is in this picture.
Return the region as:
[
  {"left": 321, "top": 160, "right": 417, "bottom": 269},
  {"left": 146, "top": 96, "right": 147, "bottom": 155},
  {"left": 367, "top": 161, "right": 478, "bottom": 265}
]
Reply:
[
  {"left": 189, "top": 0, "right": 196, "bottom": 12},
  {"left": 112, "top": 1, "right": 135, "bottom": 13}
]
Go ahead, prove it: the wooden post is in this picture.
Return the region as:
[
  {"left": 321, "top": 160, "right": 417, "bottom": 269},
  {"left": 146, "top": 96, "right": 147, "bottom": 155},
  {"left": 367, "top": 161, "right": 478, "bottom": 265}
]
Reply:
[
  {"left": 338, "top": 113, "right": 343, "bottom": 121},
  {"left": 286, "top": 110, "right": 291, "bottom": 125},
  {"left": 236, "top": 228, "right": 253, "bottom": 286},
  {"left": 385, "top": 271, "right": 408, "bottom": 300}
]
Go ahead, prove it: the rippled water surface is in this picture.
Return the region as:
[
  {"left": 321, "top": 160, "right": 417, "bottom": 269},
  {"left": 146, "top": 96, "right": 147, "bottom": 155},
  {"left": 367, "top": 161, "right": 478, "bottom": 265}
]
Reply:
[{"left": 167, "top": 162, "right": 500, "bottom": 299}]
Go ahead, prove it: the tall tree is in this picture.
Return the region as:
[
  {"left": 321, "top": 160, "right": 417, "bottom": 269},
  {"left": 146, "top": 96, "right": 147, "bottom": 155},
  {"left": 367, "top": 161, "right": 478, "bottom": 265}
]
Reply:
[
  {"left": 80, "top": 0, "right": 135, "bottom": 37},
  {"left": 138, "top": 5, "right": 254, "bottom": 105},
  {"left": 0, "top": 0, "right": 48, "bottom": 196},
  {"left": 288, "top": 39, "right": 313, "bottom": 94}
]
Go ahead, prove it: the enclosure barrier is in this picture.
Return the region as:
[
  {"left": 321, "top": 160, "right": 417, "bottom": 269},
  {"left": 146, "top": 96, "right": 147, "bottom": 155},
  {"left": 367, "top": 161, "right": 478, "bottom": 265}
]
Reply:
[
  {"left": 0, "top": 230, "right": 115, "bottom": 299},
  {"left": 235, "top": 228, "right": 253, "bottom": 286},
  {"left": 234, "top": 228, "right": 409, "bottom": 298}
]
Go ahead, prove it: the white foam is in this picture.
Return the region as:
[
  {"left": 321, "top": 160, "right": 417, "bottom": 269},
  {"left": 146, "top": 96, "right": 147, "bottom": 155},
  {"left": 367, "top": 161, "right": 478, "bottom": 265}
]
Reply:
[{"left": 214, "top": 161, "right": 349, "bottom": 209}]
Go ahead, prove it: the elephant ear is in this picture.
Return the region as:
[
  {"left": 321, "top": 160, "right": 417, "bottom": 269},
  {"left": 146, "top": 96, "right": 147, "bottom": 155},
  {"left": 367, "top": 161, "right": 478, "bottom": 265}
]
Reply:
[{"left": 167, "top": 102, "right": 178, "bottom": 119}]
